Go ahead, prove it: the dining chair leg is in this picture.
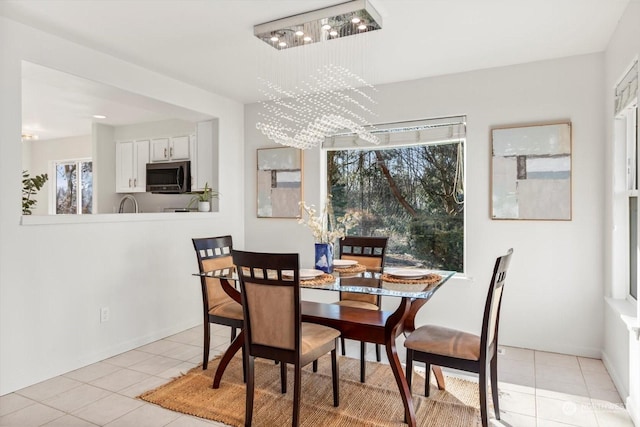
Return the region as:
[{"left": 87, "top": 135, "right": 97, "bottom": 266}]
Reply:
[
  {"left": 340, "top": 337, "right": 346, "bottom": 356},
  {"left": 203, "top": 322, "right": 210, "bottom": 370},
  {"left": 293, "top": 363, "right": 302, "bottom": 427},
  {"left": 405, "top": 349, "right": 413, "bottom": 393},
  {"left": 241, "top": 347, "right": 246, "bottom": 383},
  {"left": 375, "top": 344, "right": 381, "bottom": 362},
  {"left": 490, "top": 354, "right": 500, "bottom": 420},
  {"left": 312, "top": 360, "right": 318, "bottom": 372},
  {"left": 230, "top": 327, "right": 236, "bottom": 342},
  {"left": 331, "top": 345, "right": 339, "bottom": 407},
  {"left": 424, "top": 362, "right": 431, "bottom": 397},
  {"left": 245, "top": 356, "right": 255, "bottom": 427},
  {"left": 479, "top": 368, "right": 488, "bottom": 427},
  {"left": 280, "top": 361, "right": 287, "bottom": 393},
  {"left": 360, "top": 341, "right": 366, "bottom": 383}
]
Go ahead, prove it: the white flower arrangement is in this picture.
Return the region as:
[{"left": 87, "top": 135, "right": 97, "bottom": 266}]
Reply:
[{"left": 298, "top": 198, "right": 361, "bottom": 244}]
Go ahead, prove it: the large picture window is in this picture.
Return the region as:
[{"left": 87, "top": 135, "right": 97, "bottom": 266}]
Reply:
[{"left": 324, "top": 117, "right": 465, "bottom": 272}]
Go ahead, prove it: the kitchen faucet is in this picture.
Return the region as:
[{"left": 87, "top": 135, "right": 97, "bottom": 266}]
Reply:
[{"left": 118, "top": 194, "right": 139, "bottom": 213}]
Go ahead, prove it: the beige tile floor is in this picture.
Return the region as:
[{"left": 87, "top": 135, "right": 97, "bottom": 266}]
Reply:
[{"left": 0, "top": 324, "right": 635, "bottom": 427}]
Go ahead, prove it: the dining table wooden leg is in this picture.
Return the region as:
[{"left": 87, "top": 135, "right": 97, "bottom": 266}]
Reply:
[
  {"left": 384, "top": 297, "right": 416, "bottom": 426},
  {"left": 212, "top": 330, "right": 244, "bottom": 389}
]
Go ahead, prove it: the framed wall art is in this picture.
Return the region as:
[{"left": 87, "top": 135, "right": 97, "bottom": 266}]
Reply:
[
  {"left": 257, "top": 146, "right": 302, "bottom": 218},
  {"left": 491, "top": 121, "right": 572, "bottom": 220}
]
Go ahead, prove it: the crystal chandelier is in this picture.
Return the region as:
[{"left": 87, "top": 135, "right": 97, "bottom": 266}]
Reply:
[
  {"left": 253, "top": 0, "right": 382, "bottom": 150},
  {"left": 254, "top": 0, "right": 382, "bottom": 50}
]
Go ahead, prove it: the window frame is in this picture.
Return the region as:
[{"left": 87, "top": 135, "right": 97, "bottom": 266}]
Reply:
[
  {"left": 620, "top": 103, "right": 638, "bottom": 303},
  {"left": 321, "top": 135, "right": 466, "bottom": 273},
  {"left": 48, "top": 157, "right": 93, "bottom": 215}
]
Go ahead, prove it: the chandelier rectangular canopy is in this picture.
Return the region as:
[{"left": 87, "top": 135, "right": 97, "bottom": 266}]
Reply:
[{"left": 254, "top": 0, "right": 382, "bottom": 50}]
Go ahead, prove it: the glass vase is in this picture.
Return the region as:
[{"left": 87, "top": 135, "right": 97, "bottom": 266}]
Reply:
[{"left": 314, "top": 242, "right": 334, "bottom": 273}]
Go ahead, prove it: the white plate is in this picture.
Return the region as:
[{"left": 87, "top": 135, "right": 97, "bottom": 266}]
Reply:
[
  {"left": 299, "top": 269, "right": 325, "bottom": 280},
  {"left": 333, "top": 259, "right": 358, "bottom": 267},
  {"left": 282, "top": 269, "right": 325, "bottom": 279},
  {"left": 385, "top": 268, "right": 432, "bottom": 279}
]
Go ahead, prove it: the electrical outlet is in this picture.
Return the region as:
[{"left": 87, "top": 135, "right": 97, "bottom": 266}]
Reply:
[{"left": 100, "top": 307, "right": 110, "bottom": 323}]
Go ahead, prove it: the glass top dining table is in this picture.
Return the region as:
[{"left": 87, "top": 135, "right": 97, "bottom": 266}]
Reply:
[
  {"left": 194, "top": 266, "right": 455, "bottom": 427},
  {"left": 195, "top": 268, "right": 456, "bottom": 299}
]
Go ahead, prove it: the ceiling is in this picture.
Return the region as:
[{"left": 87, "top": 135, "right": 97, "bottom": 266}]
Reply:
[
  {"left": 1, "top": 0, "right": 632, "bottom": 140},
  {"left": 21, "top": 62, "right": 213, "bottom": 141}
]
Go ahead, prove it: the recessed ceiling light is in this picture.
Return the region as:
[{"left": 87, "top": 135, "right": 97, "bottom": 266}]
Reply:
[
  {"left": 329, "top": 30, "right": 338, "bottom": 37},
  {"left": 358, "top": 23, "right": 367, "bottom": 30},
  {"left": 270, "top": 35, "right": 279, "bottom": 42},
  {"left": 303, "top": 36, "right": 312, "bottom": 42},
  {"left": 295, "top": 30, "right": 304, "bottom": 36},
  {"left": 92, "top": 114, "right": 107, "bottom": 119},
  {"left": 278, "top": 41, "right": 287, "bottom": 47},
  {"left": 351, "top": 17, "right": 361, "bottom": 24},
  {"left": 321, "top": 24, "right": 331, "bottom": 31}
]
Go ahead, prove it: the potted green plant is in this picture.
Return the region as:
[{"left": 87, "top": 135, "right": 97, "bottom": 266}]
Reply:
[
  {"left": 188, "top": 182, "right": 217, "bottom": 212},
  {"left": 22, "top": 170, "right": 48, "bottom": 215}
]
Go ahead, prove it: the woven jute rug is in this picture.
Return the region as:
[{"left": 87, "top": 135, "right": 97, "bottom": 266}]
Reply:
[{"left": 140, "top": 355, "right": 482, "bottom": 426}]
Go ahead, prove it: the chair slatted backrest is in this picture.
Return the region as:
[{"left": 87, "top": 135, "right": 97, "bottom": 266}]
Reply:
[
  {"left": 481, "top": 248, "right": 513, "bottom": 358},
  {"left": 192, "top": 236, "right": 235, "bottom": 311},
  {"left": 339, "top": 236, "right": 388, "bottom": 305},
  {"left": 232, "top": 250, "right": 301, "bottom": 359}
]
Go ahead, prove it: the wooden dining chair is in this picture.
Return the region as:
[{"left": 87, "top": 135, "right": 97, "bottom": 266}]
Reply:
[
  {"left": 404, "top": 248, "right": 513, "bottom": 427},
  {"left": 333, "top": 236, "right": 388, "bottom": 382},
  {"left": 232, "top": 250, "right": 340, "bottom": 427},
  {"left": 192, "top": 235, "right": 243, "bottom": 370}
]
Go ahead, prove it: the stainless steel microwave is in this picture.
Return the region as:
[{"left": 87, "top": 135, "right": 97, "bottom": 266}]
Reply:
[{"left": 146, "top": 161, "right": 191, "bottom": 194}]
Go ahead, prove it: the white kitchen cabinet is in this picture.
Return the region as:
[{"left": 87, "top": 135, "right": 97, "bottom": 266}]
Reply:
[
  {"left": 150, "top": 135, "right": 190, "bottom": 162},
  {"left": 116, "top": 139, "right": 149, "bottom": 193}
]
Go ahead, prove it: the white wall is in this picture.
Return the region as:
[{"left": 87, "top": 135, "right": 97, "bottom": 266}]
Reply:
[
  {"left": 603, "top": 1, "right": 640, "bottom": 423},
  {"left": 24, "top": 134, "right": 91, "bottom": 215},
  {"left": 0, "top": 17, "right": 245, "bottom": 395},
  {"left": 245, "top": 52, "right": 605, "bottom": 358}
]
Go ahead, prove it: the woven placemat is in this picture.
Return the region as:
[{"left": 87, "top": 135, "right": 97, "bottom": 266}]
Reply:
[
  {"left": 333, "top": 263, "right": 366, "bottom": 274},
  {"left": 301, "top": 273, "right": 336, "bottom": 287},
  {"left": 380, "top": 272, "right": 442, "bottom": 285}
]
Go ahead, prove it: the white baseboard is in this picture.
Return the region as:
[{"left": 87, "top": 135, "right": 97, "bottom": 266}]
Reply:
[
  {"left": 80, "top": 318, "right": 202, "bottom": 367},
  {"left": 601, "top": 350, "right": 629, "bottom": 401},
  {"left": 1, "top": 318, "right": 202, "bottom": 395},
  {"left": 627, "top": 395, "right": 639, "bottom": 427}
]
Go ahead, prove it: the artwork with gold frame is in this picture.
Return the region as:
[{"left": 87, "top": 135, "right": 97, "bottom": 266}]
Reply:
[
  {"left": 257, "top": 147, "right": 303, "bottom": 218},
  {"left": 491, "top": 121, "right": 572, "bottom": 220}
]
